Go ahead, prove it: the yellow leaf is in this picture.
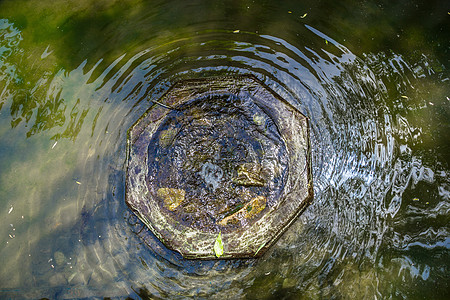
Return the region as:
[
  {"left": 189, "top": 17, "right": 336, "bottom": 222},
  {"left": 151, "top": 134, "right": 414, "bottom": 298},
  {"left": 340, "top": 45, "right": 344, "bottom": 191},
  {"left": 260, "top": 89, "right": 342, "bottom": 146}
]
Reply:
[{"left": 300, "top": 13, "right": 308, "bottom": 18}]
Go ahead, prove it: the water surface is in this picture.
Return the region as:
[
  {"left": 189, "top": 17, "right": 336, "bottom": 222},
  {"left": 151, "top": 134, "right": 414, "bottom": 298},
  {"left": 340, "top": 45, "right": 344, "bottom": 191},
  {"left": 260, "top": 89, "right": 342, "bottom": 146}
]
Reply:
[{"left": 0, "top": 0, "right": 449, "bottom": 298}]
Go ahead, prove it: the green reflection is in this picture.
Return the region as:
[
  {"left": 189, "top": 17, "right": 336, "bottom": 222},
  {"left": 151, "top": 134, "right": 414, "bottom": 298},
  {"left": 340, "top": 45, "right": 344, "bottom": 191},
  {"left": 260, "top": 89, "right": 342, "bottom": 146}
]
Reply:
[{"left": 0, "top": 0, "right": 448, "bottom": 140}]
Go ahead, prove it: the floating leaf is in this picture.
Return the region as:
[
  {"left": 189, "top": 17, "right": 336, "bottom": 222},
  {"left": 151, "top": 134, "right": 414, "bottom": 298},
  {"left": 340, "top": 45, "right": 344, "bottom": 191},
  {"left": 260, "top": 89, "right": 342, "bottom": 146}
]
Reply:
[
  {"left": 325, "top": 39, "right": 328, "bottom": 45},
  {"left": 401, "top": 95, "right": 408, "bottom": 99},
  {"left": 233, "top": 30, "right": 240, "bottom": 33},
  {"left": 214, "top": 232, "right": 224, "bottom": 257},
  {"left": 300, "top": 13, "right": 308, "bottom": 18},
  {"left": 254, "top": 242, "right": 265, "bottom": 256}
]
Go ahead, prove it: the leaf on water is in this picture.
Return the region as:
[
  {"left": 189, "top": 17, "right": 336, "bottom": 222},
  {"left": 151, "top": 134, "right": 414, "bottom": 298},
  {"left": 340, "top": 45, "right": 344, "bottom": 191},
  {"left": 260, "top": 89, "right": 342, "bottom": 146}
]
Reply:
[
  {"left": 413, "top": 198, "right": 419, "bottom": 201},
  {"left": 300, "top": 13, "right": 308, "bottom": 18},
  {"left": 401, "top": 95, "right": 408, "bottom": 99},
  {"left": 233, "top": 30, "right": 240, "bottom": 33},
  {"left": 214, "top": 232, "right": 224, "bottom": 257},
  {"left": 325, "top": 39, "right": 328, "bottom": 45},
  {"left": 288, "top": 11, "right": 292, "bottom": 14},
  {"left": 254, "top": 242, "right": 265, "bottom": 256}
]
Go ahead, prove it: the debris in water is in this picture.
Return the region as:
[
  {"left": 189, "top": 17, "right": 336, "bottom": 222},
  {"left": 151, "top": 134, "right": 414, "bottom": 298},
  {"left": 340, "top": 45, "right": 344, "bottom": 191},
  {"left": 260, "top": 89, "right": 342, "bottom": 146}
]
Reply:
[
  {"left": 41, "top": 45, "right": 53, "bottom": 59},
  {"left": 214, "top": 232, "right": 224, "bottom": 257},
  {"left": 255, "top": 242, "right": 266, "bottom": 256},
  {"left": 8, "top": 206, "right": 13, "bottom": 214},
  {"left": 232, "top": 163, "right": 265, "bottom": 187},
  {"left": 157, "top": 188, "right": 185, "bottom": 211},
  {"left": 218, "top": 196, "right": 266, "bottom": 226},
  {"left": 158, "top": 127, "right": 179, "bottom": 148},
  {"left": 54, "top": 251, "right": 66, "bottom": 266},
  {"left": 68, "top": 272, "right": 77, "bottom": 283},
  {"left": 300, "top": 13, "right": 308, "bottom": 18}
]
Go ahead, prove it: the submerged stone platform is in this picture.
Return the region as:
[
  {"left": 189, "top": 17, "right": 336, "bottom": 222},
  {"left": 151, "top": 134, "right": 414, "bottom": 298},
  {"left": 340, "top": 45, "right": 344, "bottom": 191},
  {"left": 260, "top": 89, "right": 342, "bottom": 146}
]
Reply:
[{"left": 125, "top": 75, "right": 313, "bottom": 259}]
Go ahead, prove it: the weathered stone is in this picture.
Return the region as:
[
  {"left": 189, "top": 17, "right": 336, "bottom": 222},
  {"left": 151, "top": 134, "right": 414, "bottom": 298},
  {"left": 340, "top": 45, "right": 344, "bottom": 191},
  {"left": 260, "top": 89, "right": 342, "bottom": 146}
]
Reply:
[{"left": 125, "top": 75, "right": 313, "bottom": 259}]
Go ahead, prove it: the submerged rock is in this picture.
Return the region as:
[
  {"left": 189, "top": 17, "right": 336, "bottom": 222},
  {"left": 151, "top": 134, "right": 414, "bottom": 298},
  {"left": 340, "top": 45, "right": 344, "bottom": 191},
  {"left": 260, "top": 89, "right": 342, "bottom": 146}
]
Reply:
[{"left": 125, "top": 75, "right": 313, "bottom": 259}]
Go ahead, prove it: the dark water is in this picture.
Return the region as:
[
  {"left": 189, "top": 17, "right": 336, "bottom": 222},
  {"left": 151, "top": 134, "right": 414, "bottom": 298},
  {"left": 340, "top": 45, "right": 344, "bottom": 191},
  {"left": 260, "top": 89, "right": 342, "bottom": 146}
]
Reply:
[{"left": 0, "top": 0, "right": 449, "bottom": 298}]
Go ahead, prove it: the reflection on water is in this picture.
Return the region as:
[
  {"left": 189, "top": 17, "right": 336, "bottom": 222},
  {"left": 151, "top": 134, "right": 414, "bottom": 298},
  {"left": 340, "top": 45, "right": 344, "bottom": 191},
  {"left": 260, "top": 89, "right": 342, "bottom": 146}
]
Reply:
[{"left": 0, "top": 1, "right": 449, "bottom": 298}]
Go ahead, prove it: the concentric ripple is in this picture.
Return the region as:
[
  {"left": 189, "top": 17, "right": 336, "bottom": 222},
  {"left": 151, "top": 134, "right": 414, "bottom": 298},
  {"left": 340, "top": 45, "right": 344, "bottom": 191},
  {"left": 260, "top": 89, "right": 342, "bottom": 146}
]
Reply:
[{"left": 0, "top": 17, "right": 448, "bottom": 298}]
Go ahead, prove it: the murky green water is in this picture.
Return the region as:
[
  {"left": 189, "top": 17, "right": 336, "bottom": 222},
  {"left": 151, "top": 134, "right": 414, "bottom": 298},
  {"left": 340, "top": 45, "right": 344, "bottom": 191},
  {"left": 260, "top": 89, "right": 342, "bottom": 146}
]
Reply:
[{"left": 0, "top": 0, "right": 449, "bottom": 298}]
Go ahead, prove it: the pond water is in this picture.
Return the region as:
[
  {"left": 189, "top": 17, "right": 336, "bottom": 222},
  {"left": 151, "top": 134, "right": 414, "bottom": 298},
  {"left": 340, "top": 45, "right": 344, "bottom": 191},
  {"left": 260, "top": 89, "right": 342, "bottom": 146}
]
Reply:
[{"left": 0, "top": 0, "right": 449, "bottom": 298}]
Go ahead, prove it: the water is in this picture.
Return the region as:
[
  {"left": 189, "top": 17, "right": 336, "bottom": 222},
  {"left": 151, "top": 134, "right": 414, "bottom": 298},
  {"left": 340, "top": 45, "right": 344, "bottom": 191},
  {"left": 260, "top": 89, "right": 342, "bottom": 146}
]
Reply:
[{"left": 0, "top": 0, "right": 449, "bottom": 298}]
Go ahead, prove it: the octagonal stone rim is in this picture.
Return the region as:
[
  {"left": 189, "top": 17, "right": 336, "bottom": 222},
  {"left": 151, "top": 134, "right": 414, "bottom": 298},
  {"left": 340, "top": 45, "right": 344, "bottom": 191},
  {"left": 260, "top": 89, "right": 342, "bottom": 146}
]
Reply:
[{"left": 125, "top": 74, "right": 313, "bottom": 259}]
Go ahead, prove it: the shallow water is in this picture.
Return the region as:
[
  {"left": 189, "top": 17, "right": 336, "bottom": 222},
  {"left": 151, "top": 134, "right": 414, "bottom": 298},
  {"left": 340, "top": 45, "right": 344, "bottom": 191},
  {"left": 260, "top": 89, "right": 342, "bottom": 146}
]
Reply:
[{"left": 0, "top": 0, "right": 449, "bottom": 298}]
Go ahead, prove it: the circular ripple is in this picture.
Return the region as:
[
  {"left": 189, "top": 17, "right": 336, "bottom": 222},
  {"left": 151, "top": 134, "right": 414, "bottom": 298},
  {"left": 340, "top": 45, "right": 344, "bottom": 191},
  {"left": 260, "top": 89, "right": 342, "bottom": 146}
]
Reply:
[
  {"left": 7, "top": 24, "right": 442, "bottom": 298},
  {"left": 76, "top": 29, "right": 411, "bottom": 296}
]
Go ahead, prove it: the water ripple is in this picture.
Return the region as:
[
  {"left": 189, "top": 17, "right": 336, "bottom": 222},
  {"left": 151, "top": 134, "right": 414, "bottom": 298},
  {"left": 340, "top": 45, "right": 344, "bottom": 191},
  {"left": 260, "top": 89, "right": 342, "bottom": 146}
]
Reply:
[{"left": 0, "top": 19, "right": 448, "bottom": 298}]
